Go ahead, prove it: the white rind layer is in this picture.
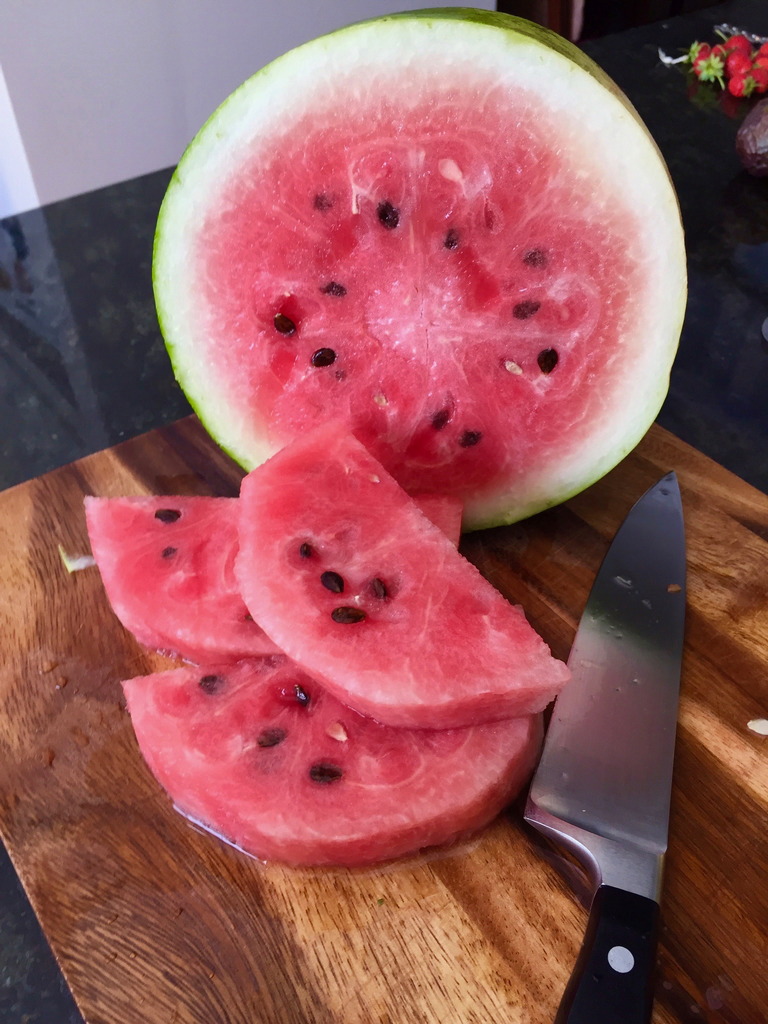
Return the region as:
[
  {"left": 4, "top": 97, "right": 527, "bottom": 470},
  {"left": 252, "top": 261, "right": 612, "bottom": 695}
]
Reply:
[{"left": 154, "top": 10, "right": 686, "bottom": 529}]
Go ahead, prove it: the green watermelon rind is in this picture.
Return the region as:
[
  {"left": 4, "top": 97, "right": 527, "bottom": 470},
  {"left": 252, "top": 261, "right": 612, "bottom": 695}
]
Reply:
[{"left": 153, "top": 8, "right": 686, "bottom": 530}]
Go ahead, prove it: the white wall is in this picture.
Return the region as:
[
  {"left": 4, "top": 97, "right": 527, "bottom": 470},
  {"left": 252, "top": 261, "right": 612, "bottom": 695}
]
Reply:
[
  {"left": 0, "top": 0, "right": 493, "bottom": 215},
  {"left": 0, "top": 63, "right": 39, "bottom": 218}
]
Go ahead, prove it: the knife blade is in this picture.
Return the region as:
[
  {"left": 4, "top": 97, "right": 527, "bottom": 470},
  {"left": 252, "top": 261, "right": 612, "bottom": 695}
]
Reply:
[{"left": 524, "top": 471, "right": 686, "bottom": 1024}]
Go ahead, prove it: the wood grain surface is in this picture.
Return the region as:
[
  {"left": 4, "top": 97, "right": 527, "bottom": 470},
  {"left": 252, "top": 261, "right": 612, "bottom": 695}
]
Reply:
[{"left": 0, "top": 417, "right": 766, "bottom": 1024}]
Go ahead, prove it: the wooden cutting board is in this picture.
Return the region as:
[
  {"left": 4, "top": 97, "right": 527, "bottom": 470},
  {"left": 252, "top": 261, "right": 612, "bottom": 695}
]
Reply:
[{"left": 0, "top": 417, "right": 766, "bottom": 1024}]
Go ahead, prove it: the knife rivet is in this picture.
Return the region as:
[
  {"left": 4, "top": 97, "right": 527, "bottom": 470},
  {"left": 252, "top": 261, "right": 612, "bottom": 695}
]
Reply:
[{"left": 607, "top": 946, "right": 635, "bottom": 973}]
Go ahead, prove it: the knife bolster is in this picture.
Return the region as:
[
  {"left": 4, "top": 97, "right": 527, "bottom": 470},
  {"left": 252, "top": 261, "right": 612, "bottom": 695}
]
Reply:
[{"left": 524, "top": 800, "right": 664, "bottom": 902}]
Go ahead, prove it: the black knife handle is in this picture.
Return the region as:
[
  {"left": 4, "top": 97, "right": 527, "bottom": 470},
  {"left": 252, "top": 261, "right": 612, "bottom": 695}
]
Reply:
[{"left": 554, "top": 885, "right": 660, "bottom": 1024}]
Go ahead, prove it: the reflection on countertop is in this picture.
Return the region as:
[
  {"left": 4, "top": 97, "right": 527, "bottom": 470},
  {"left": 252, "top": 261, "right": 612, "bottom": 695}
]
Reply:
[{"left": 1, "top": 168, "right": 189, "bottom": 493}]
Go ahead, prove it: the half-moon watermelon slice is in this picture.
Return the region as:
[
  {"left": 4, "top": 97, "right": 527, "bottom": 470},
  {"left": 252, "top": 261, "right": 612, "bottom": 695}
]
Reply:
[
  {"left": 123, "top": 657, "right": 542, "bottom": 867},
  {"left": 153, "top": 9, "right": 686, "bottom": 529},
  {"left": 85, "top": 491, "right": 461, "bottom": 664},
  {"left": 236, "top": 423, "right": 569, "bottom": 729},
  {"left": 85, "top": 495, "right": 280, "bottom": 663}
]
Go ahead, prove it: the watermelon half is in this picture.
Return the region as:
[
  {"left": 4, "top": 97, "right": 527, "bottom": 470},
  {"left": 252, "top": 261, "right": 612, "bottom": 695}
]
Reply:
[
  {"left": 123, "top": 657, "right": 543, "bottom": 866},
  {"left": 236, "top": 423, "right": 569, "bottom": 729},
  {"left": 153, "top": 8, "right": 686, "bottom": 529}
]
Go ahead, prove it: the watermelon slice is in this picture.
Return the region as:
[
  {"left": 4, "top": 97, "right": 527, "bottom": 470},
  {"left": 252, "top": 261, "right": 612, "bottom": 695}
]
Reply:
[
  {"left": 153, "top": 9, "right": 686, "bottom": 530},
  {"left": 123, "top": 657, "right": 543, "bottom": 866},
  {"left": 85, "top": 495, "right": 280, "bottom": 663},
  {"left": 236, "top": 423, "right": 569, "bottom": 729},
  {"left": 85, "top": 491, "right": 461, "bottom": 664}
]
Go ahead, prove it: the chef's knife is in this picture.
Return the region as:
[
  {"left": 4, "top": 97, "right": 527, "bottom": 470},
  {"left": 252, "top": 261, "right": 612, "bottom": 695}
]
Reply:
[{"left": 524, "top": 472, "right": 685, "bottom": 1024}]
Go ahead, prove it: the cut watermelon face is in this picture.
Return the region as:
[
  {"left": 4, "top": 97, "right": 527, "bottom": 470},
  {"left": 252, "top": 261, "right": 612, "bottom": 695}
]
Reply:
[
  {"left": 236, "top": 423, "right": 569, "bottom": 729},
  {"left": 154, "top": 9, "right": 686, "bottom": 529},
  {"left": 123, "top": 658, "right": 542, "bottom": 867},
  {"left": 85, "top": 491, "right": 461, "bottom": 665}
]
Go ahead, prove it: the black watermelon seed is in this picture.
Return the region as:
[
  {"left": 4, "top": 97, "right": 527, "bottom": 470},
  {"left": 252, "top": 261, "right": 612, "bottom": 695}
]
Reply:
[
  {"left": 459, "top": 430, "right": 483, "bottom": 448},
  {"left": 370, "top": 577, "right": 388, "bottom": 599},
  {"left": 321, "top": 570, "right": 344, "bottom": 594},
  {"left": 321, "top": 281, "right": 347, "bottom": 297},
  {"left": 273, "top": 313, "right": 296, "bottom": 335},
  {"left": 431, "top": 408, "right": 451, "bottom": 431},
  {"left": 257, "top": 728, "right": 287, "bottom": 748},
  {"left": 243, "top": 612, "right": 254, "bottom": 622},
  {"left": 309, "top": 762, "right": 343, "bottom": 784},
  {"left": 331, "top": 606, "right": 367, "bottom": 624},
  {"left": 161, "top": 546, "right": 177, "bottom": 558},
  {"left": 444, "top": 228, "right": 460, "bottom": 250},
  {"left": 294, "top": 683, "right": 310, "bottom": 707},
  {"left": 377, "top": 201, "right": 400, "bottom": 230},
  {"left": 513, "top": 300, "right": 541, "bottom": 320},
  {"left": 299, "top": 542, "right": 313, "bottom": 559},
  {"left": 311, "top": 348, "right": 336, "bottom": 367},
  {"left": 537, "top": 348, "right": 559, "bottom": 374},
  {"left": 313, "top": 193, "right": 333, "bottom": 211},
  {"left": 199, "top": 674, "right": 223, "bottom": 695},
  {"left": 523, "top": 249, "right": 548, "bottom": 268},
  {"left": 154, "top": 508, "right": 181, "bottom": 523}
]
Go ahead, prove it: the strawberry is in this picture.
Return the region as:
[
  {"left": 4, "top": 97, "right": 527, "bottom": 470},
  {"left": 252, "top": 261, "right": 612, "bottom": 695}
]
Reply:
[
  {"left": 727, "top": 72, "right": 755, "bottom": 98},
  {"left": 711, "top": 44, "right": 729, "bottom": 61},
  {"left": 722, "top": 33, "right": 753, "bottom": 57},
  {"left": 693, "top": 52, "right": 725, "bottom": 86},
  {"left": 726, "top": 51, "right": 753, "bottom": 78},
  {"left": 687, "top": 40, "right": 710, "bottom": 63},
  {"left": 751, "top": 66, "right": 768, "bottom": 94},
  {"left": 757, "top": 41, "right": 768, "bottom": 60}
]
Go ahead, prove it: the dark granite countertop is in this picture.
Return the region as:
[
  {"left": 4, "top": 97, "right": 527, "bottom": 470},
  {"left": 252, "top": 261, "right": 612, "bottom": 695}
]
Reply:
[{"left": 1, "top": 2, "right": 767, "bottom": 1021}]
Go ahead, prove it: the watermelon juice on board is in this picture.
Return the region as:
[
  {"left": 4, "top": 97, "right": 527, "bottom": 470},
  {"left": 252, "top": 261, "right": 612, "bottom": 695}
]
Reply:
[{"left": 85, "top": 8, "right": 685, "bottom": 867}]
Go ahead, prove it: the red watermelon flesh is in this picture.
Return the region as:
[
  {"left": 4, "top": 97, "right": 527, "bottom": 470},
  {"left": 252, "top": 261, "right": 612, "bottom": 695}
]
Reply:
[
  {"left": 122, "top": 657, "right": 542, "bottom": 867},
  {"left": 209, "top": 97, "right": 623, "bottom": 499},
  {"left": 85, "top": 492, "right": 462, "bottom": 664},
  {"left": 85, "top": 495, "right": 281, "bottom": 664},
  {"left": 236, "top": 423, "right": 569, "bottom": 729},
  {"left": 180, "top": 99, "right": 642, "bottom": 520}
]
